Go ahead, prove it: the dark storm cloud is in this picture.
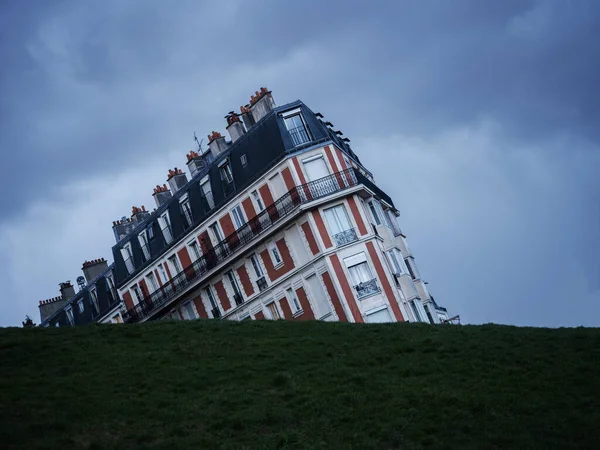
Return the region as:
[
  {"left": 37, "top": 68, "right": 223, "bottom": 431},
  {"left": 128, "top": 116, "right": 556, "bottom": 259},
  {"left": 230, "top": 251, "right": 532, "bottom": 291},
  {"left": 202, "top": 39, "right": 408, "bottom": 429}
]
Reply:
[{"left": 0, "top": 0, "right": 598, "bottom": 326}]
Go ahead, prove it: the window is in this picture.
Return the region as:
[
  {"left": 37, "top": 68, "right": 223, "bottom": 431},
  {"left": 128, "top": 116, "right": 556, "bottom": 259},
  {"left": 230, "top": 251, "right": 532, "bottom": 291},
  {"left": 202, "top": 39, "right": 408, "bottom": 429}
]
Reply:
[
  {"left": 241, "top": 154, "right": 248, "bottom": 168},
  {"left": 250, "top": 254, "right": 267, "bottom": 292},
  {"left": 387, "top": 249, "right": 408, "bottom": 275},
  {"left": 405, "top": 257, "right": 418, "bottom": 280},
  {"left": 138, "top": 231, "right": 151, "bottom": 261},
  {"left": 365, "top": 307, "right": 393, "bottom": 323},
  {"left": 251, "top": 190, "right": 265, "bottom": 211},
  {"left": 231, "top": 205, "right": 245, "bottom": 230},
  {"left": 324, "top": 205, "right": 356, "bottom": 246},
  {"left": 107, "top": 275, "right": 117, "bottom": 303},
  {"left": 227, "top": 271, "right": 243, "bottom": 305},
  {"left": 410, "top": 300, "right": 422, "bottom": 322},
  {"left": 286, "top": 288, "right": 301, "bottom": 313},
  {"left": 146, "top": 224, "right": 154, "bottom": 240},
  {"left": 77, "top": 299, "right": 84, "bottom": 314},
  {"left": 205, "top": 286, "right": 220, "bottom": 318},
  {"left": 200, "top": 176, "right": 215, "bottom": 210},
  {"left": 344, "top": 253, "right": 379, "bottom": 299},
  {"left": 158, "top": 264, "right": 169, "bottom": 285},
  {"left": 146, "top": 272, "right": 159, "bottom": 292},
  {"left": 182, "top": 301, "right": 196, "bottom": 320},
  {"left": 284, "top": 113, "right": 310, "bottom": 146},
  {"left": 120, "top": 244, "right": 135, "bottom": 274},
  {"left": 131, "top": 284, "right": 143, "bottom": 304},
  {"left": 112, "top": 314, "right": 122, "bottom": 324},
  {"left": 268, "top": 173, "right": 286, "bottom": 199},
  {"left": 180, "top": 195, "right": 194, "bottom": 229},
  {"left": 267, "top": 302, "right": 280, "bottom": 320},
  {"left": 158, "top": 212, "right": 173, "bottom": 244},
  {"left": 305, "top": 274, "right": 332, "bottom": 318},
  {"left": 368, "top": 200, "right": 382, "bottom": 226},
  {"left": 220, "top": 160, "right": 234, "bottom": 196},
  {"left": 302, "top": 155, "right": 330, "bottom": 181},
  {"left": 55, "top": 322, "right": 59, "bottom": 327},
  {"left": 65, "top": 306, "right": 74, "bottom": 326},
  {"left": 188, "top": 239, "right": 202, "bottom": 262},
  {"left": 209, "top": 222, "right": 224, "bottom": 244},
  {"left": 168, "top": 255, "right": 182, "bottom": 276},
  {"left": 423, "top": 304, "right": 435, "bottom": 324},
  {"left": 90, "top": 289, "right": 100, "bottom": 314},
  {"left": 269, "top": 241, "right": 282, "bottom": 266}
]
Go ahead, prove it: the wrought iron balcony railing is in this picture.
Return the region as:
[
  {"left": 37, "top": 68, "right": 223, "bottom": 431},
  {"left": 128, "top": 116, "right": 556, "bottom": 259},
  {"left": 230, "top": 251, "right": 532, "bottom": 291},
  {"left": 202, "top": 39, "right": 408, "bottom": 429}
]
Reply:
[
  {"left": 122, "top": 168, "right": 359, "bottom": 323},
  {"left": 288, "top": 125, "right": 310, "bottom": 147},
  {"left": 256, "top": 276, "right": 268, "bottom": 292},
  {"left": 332, "top": 228, "right": 358, "bottom": 247},
  {"left": 354, "top": 279, "right": 380, "bottom": 299}
]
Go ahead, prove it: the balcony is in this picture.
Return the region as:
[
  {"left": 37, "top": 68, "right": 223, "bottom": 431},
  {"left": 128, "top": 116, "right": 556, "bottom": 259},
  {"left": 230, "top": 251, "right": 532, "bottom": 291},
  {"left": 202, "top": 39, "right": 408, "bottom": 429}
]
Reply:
[
  {"left": 256, "top": 277, "right": 268, "bottom": 292},
  {"left": 288, "top": 125, "right": 310, "bottom": 147},
  {"left": 332, "top": 228, "right": 358, "bottom": 247},
  {"left": 354, "top": 279, "right": 380, "bottom": 299},
  {"left": 122, "top": 168, "right": 360, "bottom": 323}
]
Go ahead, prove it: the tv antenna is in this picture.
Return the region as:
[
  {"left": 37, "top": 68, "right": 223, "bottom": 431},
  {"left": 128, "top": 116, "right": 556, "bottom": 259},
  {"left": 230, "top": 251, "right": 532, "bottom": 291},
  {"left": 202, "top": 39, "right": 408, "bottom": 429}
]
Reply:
[
  {"left": 76, "top": 276, "right": 86, "bottom": 291},
  {"left": 194, "top": 132, "right": 204, "bottom": 153}
]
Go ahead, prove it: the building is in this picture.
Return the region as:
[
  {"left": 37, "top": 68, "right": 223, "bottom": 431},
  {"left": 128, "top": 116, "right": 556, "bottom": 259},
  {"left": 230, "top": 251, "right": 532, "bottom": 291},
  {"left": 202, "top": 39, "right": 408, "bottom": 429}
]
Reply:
[
  {"left": 38, "top": 259, "right": 122, "bottom": 327},
  {"left": 109, "top": 88, "right": 451, "bottom": 325}
]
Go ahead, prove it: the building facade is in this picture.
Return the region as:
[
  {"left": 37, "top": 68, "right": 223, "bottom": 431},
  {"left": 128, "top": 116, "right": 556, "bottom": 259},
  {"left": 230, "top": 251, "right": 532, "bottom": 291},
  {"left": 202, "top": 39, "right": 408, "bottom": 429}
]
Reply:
[{"left": 109, "top": 88, "right": 451, "bottom": 325}]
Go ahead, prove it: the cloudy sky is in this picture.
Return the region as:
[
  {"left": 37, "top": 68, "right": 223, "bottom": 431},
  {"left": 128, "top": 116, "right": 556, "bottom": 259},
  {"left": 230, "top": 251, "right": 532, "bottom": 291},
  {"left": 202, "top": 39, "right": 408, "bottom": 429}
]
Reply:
[{"left": 1, "top": 0, "right": 598, "bottom": 327}]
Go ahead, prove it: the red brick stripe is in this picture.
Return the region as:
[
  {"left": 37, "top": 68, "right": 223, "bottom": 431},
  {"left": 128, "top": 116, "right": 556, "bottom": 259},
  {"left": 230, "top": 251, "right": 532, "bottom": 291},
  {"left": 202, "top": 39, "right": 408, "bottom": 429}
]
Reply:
[
  {"left": 219, "top": 213, "right": 238, "bottom": 246},
  {"left": 193, "top": 296, "right": 208, "bottom": 319},
  {"left": 329, "top": 254, "right": 363, "bottom": 323},
  {"left": 236, "top": 265, "right": 255, "bottom": 297},
  {"left": 365, "top": 241, "right": 405, "bottom": 322},
  {"left": 311, "top": 210, "right": 333, "bottom": 248},
  {"left": 301, "top": 221, "right": 320, "bottom": 255},
  {"left": 177, "top": 247, "right": 195, "bottom": 280},
  {"left": 282, "top": 167, "right": 295, "bottom": 191},
  {"left": 347, "top": 196, "right": 368, "bottom": 236},
  {"left": 321, "top": 271, "right": 348, "bottom": 322},
  {"left": 292, "top": 157, "right": 312, "bottom": 201},
  {"left": 278, "top": 296, "right": 292, "bottom": 319},
  {"left": 139, "top": 279, "right": 150, "bottom": 298},
  {"left": 259, "top": 183, "right": 279, "bottom": 222},
  {"left": 122, "top": 291, "right": 134, "bottom": 310},
  {"left": 294, "top": 287, "right": 315, "bottom": 320},
  {"left": 214, "top": 280, "right": 231, "bottom": 311}
]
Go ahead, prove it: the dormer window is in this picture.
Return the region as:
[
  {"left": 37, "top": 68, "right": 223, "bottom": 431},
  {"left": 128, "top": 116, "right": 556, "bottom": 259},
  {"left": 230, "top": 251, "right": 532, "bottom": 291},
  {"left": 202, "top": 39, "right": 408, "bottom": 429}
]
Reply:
[
  {"left": 138, "top": 230, "right": 151, "bottom": 261},
  {"left": 219, "top": 159, "right": 235, "bottom": 196},
  {"left": 180, "top": 194, "right": 194, "bottom": 229},
  {"left": 158, "top": 211, "right": 173, "bottom": 244},
  {"left": 200, "top": 176, "right": 215, "bottom": 210},
  {"left": 121, "top": 243, "right": 135, "bottom": 274},
  {"left": 283, "top": 110, "right": 310, "bottom": 146}
]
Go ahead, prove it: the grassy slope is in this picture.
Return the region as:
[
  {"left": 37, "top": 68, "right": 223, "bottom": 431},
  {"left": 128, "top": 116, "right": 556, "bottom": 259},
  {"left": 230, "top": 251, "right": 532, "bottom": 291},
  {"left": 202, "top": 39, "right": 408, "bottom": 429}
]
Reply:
[{"left": 1, "top": 321, "right": 599, "bottom": 449}]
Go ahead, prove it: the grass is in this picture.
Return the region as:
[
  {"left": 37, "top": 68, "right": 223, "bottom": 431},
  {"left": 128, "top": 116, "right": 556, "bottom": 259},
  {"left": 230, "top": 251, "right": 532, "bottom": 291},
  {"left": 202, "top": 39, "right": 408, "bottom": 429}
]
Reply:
[{"left": 1, "top": 320, "right": 599, "bottom": 449}]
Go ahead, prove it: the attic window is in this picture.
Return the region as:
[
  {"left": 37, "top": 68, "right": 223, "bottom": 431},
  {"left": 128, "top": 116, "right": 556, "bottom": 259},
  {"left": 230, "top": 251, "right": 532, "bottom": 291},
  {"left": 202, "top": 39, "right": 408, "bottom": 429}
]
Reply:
[{"left": 241, "top": 154, "right": 248, "bottom": 168}]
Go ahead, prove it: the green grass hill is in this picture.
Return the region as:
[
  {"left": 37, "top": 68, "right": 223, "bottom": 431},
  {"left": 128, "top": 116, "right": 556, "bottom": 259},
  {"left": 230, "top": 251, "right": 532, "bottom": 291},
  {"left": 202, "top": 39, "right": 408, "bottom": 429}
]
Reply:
[{"left": 1, "top": 321, "right": 599, "bottom": 449}]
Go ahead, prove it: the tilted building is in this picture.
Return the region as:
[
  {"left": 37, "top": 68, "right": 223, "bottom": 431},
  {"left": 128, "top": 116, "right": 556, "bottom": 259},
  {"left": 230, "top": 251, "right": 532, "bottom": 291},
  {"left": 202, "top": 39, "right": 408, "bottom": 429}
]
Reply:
[{"left": 108, "top": 88, "right": 451, "bottom": 325}]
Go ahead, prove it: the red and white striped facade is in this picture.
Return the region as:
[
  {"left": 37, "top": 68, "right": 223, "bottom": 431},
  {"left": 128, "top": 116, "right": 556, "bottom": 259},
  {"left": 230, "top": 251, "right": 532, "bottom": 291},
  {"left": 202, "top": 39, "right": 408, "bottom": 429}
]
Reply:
[{"left": 115, "top": 142, "right": 448, "bottom": 325}]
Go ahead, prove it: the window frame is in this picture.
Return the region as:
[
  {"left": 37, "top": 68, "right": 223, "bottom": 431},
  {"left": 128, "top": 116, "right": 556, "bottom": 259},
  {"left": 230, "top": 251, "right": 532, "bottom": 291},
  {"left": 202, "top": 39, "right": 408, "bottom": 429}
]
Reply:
[
  {"left": 131, "top": 284, "right": 144, "bottom": 304},
  {"left": 268, "top": 241, "right": 283, "bottom": 267},
  {"left": 219, "top": 160, "right": 234, "bottom": 184},
  {"left": 121, "top": 243, "right": 135, "bottom": 274},
  {"left": 209, "top": 221, "right": 224, "bottom": 244},
  {"left": 251, "top": 190, "right": 265, "bottom": 211},
  {"left": 138, "top": 230, "right": 151, "bottom": 261},
  {"left": 200, "top": 176, "right": 215, "bottom": 210},
  {"left": 286, "top": 288, "right": 302, "bottom": 313},
  {"left": 230, "top": 204, "right": 246, "bottom": 230},
  {"left": 180, "top": 194, "right": 194, "bottom": 229},
  {"left": 187, "top": 239, "right": 202, "bottom": 262},
  {"left": 90, "top": 288, "right": 100, "bottom": 314},
  {"left": 158, "top": 211, "right": 173, "bottom": 244},
  {"left": 282, "top": 111, "right": 311, "bottom": 147},
  {"left": 146, "top": 272, "right": 159, "bottom": 292},
  {"left": 65, "top": 306, "right": 74, "bottom": 326},
  {"left": 77, "top": 299, "right": 85, "bottom": 314},
  {"left": 167, "top": 254, "right": 182, "bottom": 276}
]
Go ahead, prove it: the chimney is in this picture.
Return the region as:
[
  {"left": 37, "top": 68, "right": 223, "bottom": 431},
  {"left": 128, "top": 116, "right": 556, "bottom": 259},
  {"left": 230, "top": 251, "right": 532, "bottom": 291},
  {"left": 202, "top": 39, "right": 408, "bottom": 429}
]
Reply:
[
  {"left": 112, "top": 216, "right": 136, "bottom": 243},
  {"left": 59, "top": 281, "right": 76, "bottom": 301},
  {"left": 152, "top": 184, "right": 172, "bottom": 208},
  {"left": 81, "top": 258, "right": 109, "bottom": 284},
  {"left": 186, "top": 150, "right": 208, "bottom": 177},
  {"left": 240, "top": 105, "right": 255, "bottom": 130},
  {"left": 38, "top": 296, "right": 67, "bottom": 323},
  {"left": 249, "top": 87, "right": 275, "bottom": 123},
  {"left": 167, "top": 167, "right": 188, "bottom": 193},
  {"left": 208, "top": 131, "right": 228, "bottom": 157},
  {"left": 225, "top": 112, "right": 246, "bottom": 143},
  {"left": 131, "top": 205, "right": 151, "bottom": 226}
]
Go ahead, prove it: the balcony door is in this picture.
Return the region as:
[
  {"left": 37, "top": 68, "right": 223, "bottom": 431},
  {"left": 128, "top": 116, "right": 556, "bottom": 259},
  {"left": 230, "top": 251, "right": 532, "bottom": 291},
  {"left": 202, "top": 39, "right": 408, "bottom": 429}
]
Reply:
[{"left": 303, "top": 156, "right": 331, "bottom": 199}]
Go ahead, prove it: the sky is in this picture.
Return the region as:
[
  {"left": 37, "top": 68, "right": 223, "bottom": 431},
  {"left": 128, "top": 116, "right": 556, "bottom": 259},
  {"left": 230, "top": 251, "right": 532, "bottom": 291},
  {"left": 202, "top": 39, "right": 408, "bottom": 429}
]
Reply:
[{"left": 0, "top": 0, "right": 598, "bottom": 327}]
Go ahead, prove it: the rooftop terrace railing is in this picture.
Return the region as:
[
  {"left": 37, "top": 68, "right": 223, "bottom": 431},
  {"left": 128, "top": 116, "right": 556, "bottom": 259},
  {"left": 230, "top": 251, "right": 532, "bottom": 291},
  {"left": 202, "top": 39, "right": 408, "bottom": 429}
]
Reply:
[{"left": 122, "top": 168, "right": 360, "bottom": 323}]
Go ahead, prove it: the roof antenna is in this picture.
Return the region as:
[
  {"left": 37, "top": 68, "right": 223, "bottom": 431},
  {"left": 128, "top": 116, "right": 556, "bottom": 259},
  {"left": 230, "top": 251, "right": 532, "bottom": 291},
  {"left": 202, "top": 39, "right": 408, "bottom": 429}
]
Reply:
[{"left": 194, "top": 131, "right": 204, "bottom": 153}]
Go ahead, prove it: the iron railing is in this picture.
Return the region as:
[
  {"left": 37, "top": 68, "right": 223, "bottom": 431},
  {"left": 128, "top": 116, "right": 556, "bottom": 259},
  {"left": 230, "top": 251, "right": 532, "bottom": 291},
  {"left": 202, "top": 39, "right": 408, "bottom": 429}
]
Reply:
[
  {"left": 332, "top": 228, "right": 358, "bottom": 247},
  {"left": 288, "top": 125, "right": 311, "bottom": 147},
  {"left": 122, "top": 168, "right": 359, "bottom": 323},
  {"left": 256, "top": 276, "right": 268, "bottom": 292},
  {"left": 354, "top": 279, "right": 380, "bottom": 299}
]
